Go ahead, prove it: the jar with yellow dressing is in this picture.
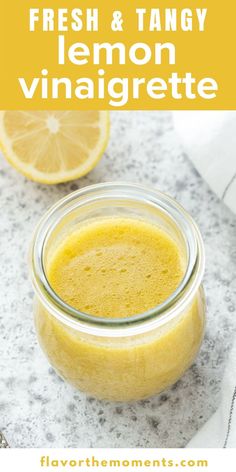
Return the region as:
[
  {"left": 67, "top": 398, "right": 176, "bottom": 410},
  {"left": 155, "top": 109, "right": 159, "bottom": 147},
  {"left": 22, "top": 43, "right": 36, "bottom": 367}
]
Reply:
[{"left": 30, "top": 183, "right": 205, "bottom": 402}]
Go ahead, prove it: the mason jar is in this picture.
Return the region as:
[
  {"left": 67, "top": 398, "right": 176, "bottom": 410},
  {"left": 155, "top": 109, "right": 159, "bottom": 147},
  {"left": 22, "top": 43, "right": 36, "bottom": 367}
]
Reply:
[{"left": 30, "top": 182, "right": 205, "bottom": 402}]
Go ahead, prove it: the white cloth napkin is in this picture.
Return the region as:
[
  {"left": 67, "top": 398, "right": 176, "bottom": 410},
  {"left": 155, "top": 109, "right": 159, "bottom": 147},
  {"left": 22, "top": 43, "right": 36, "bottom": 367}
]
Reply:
[
  {"left": 173, "top": 111, "right": 236, "bottom": 215},
  {"left": 187, "top": 341, "right": 236, "bottom": 448},
  {"left": 173, "top": 111, "right": 236, "bottom": 448}
]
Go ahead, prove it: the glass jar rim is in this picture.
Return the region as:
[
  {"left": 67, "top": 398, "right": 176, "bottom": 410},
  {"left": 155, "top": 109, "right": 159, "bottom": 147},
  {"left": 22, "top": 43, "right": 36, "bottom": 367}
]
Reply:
[{"left": 30, "top": 182, "right": 205, "bottom": 337}]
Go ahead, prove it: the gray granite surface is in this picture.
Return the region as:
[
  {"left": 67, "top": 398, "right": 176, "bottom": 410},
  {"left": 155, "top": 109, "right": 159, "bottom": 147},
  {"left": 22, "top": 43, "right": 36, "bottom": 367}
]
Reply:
[{"left": 0, "top": 111, "right": 236, "bottom": 448}]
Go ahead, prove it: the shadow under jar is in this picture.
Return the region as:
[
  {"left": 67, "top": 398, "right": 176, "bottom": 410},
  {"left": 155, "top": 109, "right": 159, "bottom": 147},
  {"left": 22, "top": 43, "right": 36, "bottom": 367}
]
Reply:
[{"left": 30, "top": 183, "right": 205, "bottom": 402}]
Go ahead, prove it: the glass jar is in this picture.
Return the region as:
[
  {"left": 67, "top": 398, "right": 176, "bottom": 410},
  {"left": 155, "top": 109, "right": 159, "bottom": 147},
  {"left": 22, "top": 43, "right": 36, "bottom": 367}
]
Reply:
[{"left": 30, "top": 182, "right": 205, "bottom": 402}]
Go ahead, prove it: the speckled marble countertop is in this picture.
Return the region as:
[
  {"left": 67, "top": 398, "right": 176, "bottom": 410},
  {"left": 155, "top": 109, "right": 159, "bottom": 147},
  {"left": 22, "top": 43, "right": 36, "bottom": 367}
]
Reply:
[{"left": 0, "top": 111, "right": 236, "bottom": 448}]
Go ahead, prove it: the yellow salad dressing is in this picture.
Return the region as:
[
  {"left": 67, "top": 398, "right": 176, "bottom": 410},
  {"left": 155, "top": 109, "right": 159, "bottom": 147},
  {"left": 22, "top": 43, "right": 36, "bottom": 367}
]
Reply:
[
  {"left": 48, "top": 218, "right": 183, "bottom": 317},
  {"left": 35, "top": 217, "right": 205, "bottom": 401}
]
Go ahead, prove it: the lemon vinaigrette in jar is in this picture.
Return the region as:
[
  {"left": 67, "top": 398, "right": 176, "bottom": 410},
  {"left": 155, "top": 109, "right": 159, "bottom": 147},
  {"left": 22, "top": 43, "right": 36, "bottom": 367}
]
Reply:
[{"left": 30, "top": 183, "right": 205, "bottom": 402}]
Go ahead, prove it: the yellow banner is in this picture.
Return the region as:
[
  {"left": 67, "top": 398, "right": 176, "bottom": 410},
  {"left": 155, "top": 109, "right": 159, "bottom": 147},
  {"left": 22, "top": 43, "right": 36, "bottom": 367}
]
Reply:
[{"left": 1, "top": 0, "right": 235, "bottom": 109}]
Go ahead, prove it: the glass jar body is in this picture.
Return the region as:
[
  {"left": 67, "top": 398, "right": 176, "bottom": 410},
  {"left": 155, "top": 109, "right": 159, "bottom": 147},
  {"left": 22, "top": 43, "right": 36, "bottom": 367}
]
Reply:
[
  {"left": 34, "top": 288, "right": 205, "bottom": 402},
  {"left": 31, "top": 183, "right": 206, "bottom": 402}
]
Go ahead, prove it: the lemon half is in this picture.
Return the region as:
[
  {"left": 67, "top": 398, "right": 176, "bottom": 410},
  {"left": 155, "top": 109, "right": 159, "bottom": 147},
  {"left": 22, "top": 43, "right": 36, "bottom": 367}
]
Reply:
[{"left": 0, "top": 111, "right": 110, "bottom": 184}]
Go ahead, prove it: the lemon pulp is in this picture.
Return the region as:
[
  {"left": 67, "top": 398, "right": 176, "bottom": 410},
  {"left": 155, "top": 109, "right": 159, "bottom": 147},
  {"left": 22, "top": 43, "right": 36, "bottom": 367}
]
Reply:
[{"left": 0, "top": 111, "right": 109, "bottom": 184}]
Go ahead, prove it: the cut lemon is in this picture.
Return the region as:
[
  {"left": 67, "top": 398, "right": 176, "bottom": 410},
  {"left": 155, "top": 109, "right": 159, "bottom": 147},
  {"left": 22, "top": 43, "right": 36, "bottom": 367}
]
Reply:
[{"left": 0, "top": 111, "right": 109, "bottom": 184}]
